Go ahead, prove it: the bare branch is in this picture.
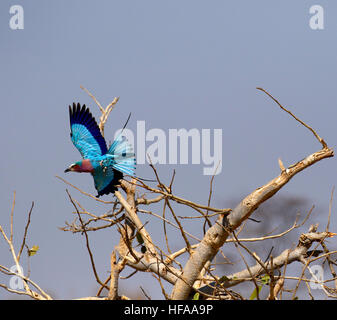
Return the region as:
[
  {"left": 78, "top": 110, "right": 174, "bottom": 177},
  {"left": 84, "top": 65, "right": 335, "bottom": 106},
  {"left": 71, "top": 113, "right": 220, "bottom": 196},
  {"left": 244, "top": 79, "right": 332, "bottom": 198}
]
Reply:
[
  {"left": 256, "top": 87, "right": 327, "bottom": 148},
  {"left": 17, "top": 201, "right": 34, "bottom": 261},
  {"left": 80, "top": 85, "right": 119, "bottom": 136},
  {"left": 115, "top": 190, "right": 157, "bottom": 256},
  {"left": 108, "top": 251, "right": 121, "bottom": 300}
]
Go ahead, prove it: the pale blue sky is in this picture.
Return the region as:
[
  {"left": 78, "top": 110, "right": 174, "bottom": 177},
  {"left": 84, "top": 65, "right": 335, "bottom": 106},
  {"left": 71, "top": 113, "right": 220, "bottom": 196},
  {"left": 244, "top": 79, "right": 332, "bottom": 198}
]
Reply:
[{"left": 0, "top": 1, "right": 336, "bottom": 299}]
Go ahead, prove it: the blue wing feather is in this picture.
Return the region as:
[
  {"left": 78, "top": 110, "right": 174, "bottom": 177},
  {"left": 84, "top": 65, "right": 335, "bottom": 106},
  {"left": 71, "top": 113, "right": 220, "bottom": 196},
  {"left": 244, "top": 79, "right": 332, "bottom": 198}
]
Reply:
[{"left": 69, "top": 103, "right": 107, "bottom": 158}]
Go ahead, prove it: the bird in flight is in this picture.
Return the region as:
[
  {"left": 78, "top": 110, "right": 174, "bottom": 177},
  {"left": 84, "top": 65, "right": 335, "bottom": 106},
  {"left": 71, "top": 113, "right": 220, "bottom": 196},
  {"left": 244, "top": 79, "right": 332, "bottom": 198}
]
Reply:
[{"left": 65, "top": 103, "right": 136, "bottom": 197}]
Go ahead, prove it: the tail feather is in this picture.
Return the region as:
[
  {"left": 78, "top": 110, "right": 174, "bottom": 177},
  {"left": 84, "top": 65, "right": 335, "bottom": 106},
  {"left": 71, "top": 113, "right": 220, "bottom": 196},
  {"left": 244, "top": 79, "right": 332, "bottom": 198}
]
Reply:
[{"left": 108, "top": 134, "right": 136, "bottom": 176}]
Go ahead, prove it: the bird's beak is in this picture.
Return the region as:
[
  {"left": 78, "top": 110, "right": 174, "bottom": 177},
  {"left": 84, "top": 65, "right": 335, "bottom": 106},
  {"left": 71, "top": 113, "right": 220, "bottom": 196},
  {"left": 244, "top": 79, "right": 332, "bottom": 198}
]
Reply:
[{"left": 64, "top": 167, "right": 71, "bottom": 173}]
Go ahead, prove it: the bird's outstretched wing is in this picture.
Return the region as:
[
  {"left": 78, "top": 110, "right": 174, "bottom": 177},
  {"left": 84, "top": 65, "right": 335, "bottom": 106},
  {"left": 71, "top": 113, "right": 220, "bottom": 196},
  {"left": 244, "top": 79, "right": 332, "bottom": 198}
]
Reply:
[{"left": 69, "top": 103, "right": 107, "bottom": 158}]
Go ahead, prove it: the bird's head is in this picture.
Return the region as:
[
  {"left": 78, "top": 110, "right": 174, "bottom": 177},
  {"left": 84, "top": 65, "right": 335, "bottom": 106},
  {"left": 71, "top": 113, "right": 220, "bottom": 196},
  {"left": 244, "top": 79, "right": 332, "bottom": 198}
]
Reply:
[{"left": 64, "top": 161, "right": 82, "bottom": 173}]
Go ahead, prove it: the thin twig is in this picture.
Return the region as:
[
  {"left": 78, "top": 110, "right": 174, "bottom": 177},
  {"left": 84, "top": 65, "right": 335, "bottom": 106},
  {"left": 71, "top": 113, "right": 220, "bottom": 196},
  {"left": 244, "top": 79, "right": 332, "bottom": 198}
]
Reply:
[
  {"left": 10, "top": 191, "right": 16, "bottom": 243},
  {"left": 17, "top": 202, "right": 34, "bottom": 261},
  {"left": 56, "top": 175, "right": 115, "bottom": 204},
  {"left": 326, "top": 186, "right": 334, "bottom": 232},
  {"left": 257, "top": 87, "right": 327, "bottom": 148}
]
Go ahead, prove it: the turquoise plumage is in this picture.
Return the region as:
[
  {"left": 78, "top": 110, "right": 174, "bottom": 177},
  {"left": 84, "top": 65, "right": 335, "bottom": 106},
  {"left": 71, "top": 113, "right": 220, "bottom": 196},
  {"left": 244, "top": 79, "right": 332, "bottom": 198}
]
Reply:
[{"left": 65, "top": 103, "right": 136, "bottom": 197}]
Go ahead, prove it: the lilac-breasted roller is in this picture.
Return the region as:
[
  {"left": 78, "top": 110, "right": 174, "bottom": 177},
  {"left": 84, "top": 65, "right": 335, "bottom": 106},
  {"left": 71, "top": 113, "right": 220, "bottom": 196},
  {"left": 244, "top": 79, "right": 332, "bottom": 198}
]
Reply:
[{"left": 64, "top": 103, "right": 136, "bottom": 197}]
